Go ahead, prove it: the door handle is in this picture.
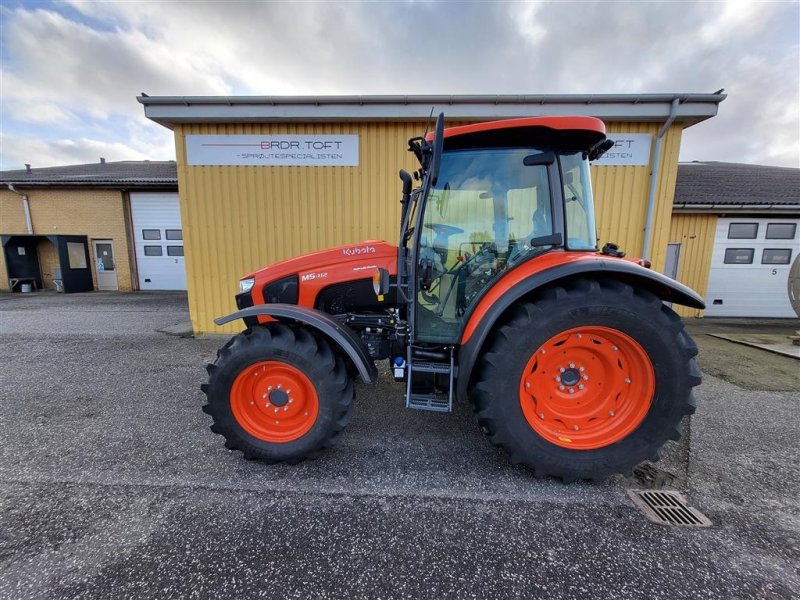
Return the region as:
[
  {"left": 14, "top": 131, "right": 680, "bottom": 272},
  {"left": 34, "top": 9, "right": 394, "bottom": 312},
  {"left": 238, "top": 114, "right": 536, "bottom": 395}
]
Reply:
[{"left": 419, "top": 258, "right": 433, "bottom": 291}]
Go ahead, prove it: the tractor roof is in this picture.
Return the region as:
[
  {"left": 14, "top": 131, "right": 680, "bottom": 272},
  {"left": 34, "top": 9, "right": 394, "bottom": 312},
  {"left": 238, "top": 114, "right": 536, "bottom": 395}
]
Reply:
[{"left": 426, "top": 116, "right": 607, "bottom": 153}]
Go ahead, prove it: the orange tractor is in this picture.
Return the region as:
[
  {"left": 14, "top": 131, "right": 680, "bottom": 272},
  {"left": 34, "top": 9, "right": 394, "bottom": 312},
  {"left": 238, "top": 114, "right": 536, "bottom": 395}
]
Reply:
[{"left": 202, "top": 114, "right": 703, "bottom": 481}]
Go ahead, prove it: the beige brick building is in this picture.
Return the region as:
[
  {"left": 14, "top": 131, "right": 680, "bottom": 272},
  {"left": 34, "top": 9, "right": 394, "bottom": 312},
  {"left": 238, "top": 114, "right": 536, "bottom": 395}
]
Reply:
[{"left": 1, "top": 161, "right": 178, "bottom": 293}]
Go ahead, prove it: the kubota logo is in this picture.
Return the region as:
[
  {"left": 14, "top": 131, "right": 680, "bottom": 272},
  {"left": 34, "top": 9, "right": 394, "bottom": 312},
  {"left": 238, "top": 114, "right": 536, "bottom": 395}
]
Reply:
[
  {"left": 300, "top": 272, "right": 329, "bottom": 282},
  {"left": 343, "top": 246, "right": 376, "bottom": 256}
]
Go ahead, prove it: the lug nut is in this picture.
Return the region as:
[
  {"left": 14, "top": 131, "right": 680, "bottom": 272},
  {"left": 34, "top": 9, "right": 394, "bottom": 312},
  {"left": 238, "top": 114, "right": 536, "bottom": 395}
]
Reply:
[
  {"left": 559, "top": 367, "right": 566, "bottom": 373},
  {"left": 559, "top": 385, "right": 565, "bottom": 391},
  {"left": 568, "top": 388, "right": 575, "bottom": 394},
  {"left": 569, "top": 362, "right": 575, "bottom": 368},
  {"left": 578, "top": 384, "right": 584, "bottom": 390},
  {"left": 262, "top": 393, "right": 267, "bottom": 399},
  {"left": 289, "top": 398, "right": 294, "bottom": 403},
  {"left": 555, "top": 376, "right": 561, "bottom": 382},
  {"left": 283, "top": 406, "right": 289, "bottom": 411},
  {"left": 268, "top": 386, "right": 273, "bottom": 391},
  {"left": 277, "top": 384, "right": 282, "bottom": 389},
  {"left": 286, "top": 389, "right": 291, "bottom": 394},
  {"left": 274, "top": 408, "right": 279, "bottom": 413},
  {"left": 579, "top": 366, "right": 585, "bottom": 372},
  {"left": 583, "top": 375, "right": 589, "bottom": 381}
]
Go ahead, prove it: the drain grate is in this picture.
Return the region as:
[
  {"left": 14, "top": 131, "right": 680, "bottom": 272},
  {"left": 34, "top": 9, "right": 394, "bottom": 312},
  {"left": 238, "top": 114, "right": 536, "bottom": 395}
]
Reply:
[{"left": 628, "top": 490, "right": 712, "bottom": 527}]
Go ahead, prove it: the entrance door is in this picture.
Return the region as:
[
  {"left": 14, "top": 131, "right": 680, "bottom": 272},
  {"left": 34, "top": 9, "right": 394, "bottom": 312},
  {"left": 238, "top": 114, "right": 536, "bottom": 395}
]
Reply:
[
  {"left": 93, "top": 240, "right": 118, "bottom": 290},
  {"left": 54, "top": 236, "right": 94, "bottom": 293}
]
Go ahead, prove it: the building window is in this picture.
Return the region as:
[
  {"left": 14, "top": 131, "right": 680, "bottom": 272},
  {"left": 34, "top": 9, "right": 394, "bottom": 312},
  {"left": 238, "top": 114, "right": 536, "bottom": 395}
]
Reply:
[
  {"left": 165, "top": 229, "right": 183, "bottom": 240},
  {"left": 727, "top": 223, "right": 758, "bottom": 239},
  {"left": 167, "top": 245, "right": 184, "bottom": 257},
  {"left": 765, "top": 223, "right": 797, "bottom": 239},
  {"left": 66, "top": 242, "right": 87, "bottom": 269},
  {"left": 144, "top": 245, "right": 163, "bottom": 256},
  {"left": 142, "top": 229, "right": 161, "bottom": 240},
  {"left": 724, "top": 248, "right": 754, "bottom": 264},
  {"left": 762, "top": 249, "right": 792, "bottom": 265}
]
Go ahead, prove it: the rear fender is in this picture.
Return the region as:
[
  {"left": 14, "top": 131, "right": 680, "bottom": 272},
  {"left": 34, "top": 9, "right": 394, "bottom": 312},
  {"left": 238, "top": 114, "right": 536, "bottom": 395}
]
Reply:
[
  {"left": 455, "top": 255, "right": 705, "bottom": 402},
  {"left": 215, "top": 304, "right": 378, "bottom": 384}
]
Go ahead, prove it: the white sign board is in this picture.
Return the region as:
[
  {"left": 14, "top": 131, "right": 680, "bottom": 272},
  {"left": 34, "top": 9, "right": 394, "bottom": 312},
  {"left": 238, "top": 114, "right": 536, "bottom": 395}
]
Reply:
[
  {"left": 591, "top": 133, "right": 652, "bottom": 166},
  {"left": 186, "top": 135, "right": 359, "bottom": 167}
]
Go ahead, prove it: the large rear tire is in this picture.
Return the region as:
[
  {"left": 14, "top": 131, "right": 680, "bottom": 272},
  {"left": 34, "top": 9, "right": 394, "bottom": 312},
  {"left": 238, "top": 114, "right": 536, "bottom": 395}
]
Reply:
[
  {"left": 470, "top": 278, "right": 701, "bottom": 482},
  {"left": 201, "top": 324, "right": 353, "bottom": 462}
]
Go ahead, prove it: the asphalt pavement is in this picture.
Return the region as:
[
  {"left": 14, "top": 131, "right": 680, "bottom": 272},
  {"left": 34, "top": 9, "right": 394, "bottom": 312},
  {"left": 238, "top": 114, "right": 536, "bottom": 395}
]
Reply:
[{"left": 0, "top": 292, "right": 797, "bottom": 599}]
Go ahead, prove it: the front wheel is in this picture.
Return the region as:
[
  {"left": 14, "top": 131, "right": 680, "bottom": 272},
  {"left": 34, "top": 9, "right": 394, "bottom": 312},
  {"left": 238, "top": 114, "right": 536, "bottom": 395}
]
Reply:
[
  {"left": 470, "top": 278, "right": 701, "bottom": 481},
  {"left": 201, "top": 324, "right": 353, "bottom": 463}
]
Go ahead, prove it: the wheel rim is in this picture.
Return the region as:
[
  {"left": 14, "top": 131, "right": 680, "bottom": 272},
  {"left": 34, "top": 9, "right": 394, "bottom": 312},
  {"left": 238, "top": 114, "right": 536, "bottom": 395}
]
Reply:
[
  {"left": 519, "top": 326, "right": 655, "bottom": 450},
  {"left": 230, "top": 361, "right": 319, "bottom": 443}
]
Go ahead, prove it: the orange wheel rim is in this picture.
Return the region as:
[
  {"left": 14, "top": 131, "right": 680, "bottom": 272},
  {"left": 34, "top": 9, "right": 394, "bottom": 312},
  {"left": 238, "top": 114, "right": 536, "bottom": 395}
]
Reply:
[
  {"left": 519, "top": 326, "right": 655, "bottom": 450},
  {"left": 230, "top": 361, "right": 319, "bottom": 443}
]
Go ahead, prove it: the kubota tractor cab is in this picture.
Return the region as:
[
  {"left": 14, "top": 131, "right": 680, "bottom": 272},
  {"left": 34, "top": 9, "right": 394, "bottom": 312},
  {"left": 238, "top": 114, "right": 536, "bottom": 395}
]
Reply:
[{"left": 203, "top": 114, "right": 703, "bottom": 481}]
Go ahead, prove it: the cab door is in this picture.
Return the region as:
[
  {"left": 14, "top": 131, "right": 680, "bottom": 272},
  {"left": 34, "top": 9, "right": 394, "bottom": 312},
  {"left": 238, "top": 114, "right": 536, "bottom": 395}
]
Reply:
[{"left": 414, "top": 148, "right": 555, "bottom": 343}]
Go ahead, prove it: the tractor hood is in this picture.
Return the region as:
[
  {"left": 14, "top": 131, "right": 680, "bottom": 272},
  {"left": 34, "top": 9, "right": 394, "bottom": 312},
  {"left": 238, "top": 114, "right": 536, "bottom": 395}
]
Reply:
[{"left": 245, "top": 240, "right": 398, "bottom": 308}]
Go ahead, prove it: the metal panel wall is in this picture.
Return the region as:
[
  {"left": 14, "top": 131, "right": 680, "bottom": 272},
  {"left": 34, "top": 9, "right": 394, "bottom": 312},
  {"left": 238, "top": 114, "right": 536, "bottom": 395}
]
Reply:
[
  {"left": 174, "top": 121, "right": 681, "bottom": 334},
  {"left": 667, "top": 213, "right": 718, "bottom": 317},
  {"left": 591, "top": 122, "right": 683, "bottom": 274}
]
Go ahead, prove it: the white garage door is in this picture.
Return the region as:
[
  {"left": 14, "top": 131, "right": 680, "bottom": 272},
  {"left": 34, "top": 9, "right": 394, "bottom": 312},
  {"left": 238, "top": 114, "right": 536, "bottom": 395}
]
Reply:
[
  {"left": 705, "top": 217, "right": 799, "bottom": 317},
  {"left": 130, "top": 192, "right": 186, "bottom": 291}
]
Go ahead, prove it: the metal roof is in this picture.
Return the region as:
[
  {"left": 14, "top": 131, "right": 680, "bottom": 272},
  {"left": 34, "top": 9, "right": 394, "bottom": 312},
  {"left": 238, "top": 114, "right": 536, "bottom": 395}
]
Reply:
[
  {"left": 0, "top": 160, "right": 177, "bottom": 188},
  {"left": 138, "top": 93, "right": 726, "bottom": 129},
  {"left": 674, "top": 161, "right": 800, "bottom": 213}
]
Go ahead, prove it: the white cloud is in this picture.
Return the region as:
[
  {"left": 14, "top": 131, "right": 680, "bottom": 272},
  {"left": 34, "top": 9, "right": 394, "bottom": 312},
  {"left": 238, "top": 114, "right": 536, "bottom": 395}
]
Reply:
[
  {"left": 0, "top": 0, "right": 797, "bottom": 169},
  {"left": 0, "top": 133, "right": 151, "bottom": 170}
]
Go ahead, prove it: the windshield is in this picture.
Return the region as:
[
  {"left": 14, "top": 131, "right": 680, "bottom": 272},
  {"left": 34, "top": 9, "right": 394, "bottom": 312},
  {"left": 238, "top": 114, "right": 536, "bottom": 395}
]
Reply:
[{"left": 415, "top": 148, "right": 554, "bottom": 342}]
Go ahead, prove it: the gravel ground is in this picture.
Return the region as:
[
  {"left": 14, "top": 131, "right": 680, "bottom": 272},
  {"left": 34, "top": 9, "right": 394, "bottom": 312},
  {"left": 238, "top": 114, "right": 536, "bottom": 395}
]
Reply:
[
  {"left": 0, "top": 292, "right": 797, "bottom": 599},
  {"left": 691, "top": 333, "right": 800, "bottom": 392}
]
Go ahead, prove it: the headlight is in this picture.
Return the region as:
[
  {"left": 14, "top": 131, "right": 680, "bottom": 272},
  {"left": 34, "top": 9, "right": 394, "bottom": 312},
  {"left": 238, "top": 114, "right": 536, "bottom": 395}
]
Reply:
[{"left": 238, "top": 278, "right": 255, "bottom": 294}]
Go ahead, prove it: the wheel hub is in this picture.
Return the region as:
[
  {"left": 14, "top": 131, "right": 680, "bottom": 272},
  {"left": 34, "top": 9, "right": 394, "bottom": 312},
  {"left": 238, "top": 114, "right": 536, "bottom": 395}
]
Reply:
[
  {"left": 560, "top": 368, "right": 581, "bottom": 387},
  {"left": 229, "top": 361, "right": 319, "bottom": 443},
  {"left": 269, "top": 389, "right": 289, "bottom": 407},
  {"left": 519, "top": 326, "right": 655, "bottom": 450}
]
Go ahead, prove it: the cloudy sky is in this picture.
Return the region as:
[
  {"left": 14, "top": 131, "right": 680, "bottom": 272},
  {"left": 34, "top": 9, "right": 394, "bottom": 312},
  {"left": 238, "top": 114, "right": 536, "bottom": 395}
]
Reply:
[{"left": 0, "top": 0, "right": 798, "bottom": 171}]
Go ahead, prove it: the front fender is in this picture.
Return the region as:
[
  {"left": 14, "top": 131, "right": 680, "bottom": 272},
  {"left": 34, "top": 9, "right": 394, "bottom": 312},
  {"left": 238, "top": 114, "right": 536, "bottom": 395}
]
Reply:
[{"left": 215, "top": 304, "right": 377, "bottom": 384}]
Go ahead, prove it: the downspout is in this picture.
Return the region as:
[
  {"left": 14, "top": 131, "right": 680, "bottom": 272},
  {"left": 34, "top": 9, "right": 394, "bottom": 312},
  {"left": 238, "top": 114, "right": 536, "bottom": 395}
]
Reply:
[
  {"left": 642, "top": 97, "right": 680, "bottom": 260},
  {"left": 7, "top": 184, "right": 33, "bottom": 234}
]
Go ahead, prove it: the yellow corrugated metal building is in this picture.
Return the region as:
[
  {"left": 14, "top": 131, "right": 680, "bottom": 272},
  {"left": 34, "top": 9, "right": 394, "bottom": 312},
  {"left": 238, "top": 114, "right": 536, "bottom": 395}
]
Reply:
[{"left": 140, "top": 94, "right": 726, "bottom": 334}]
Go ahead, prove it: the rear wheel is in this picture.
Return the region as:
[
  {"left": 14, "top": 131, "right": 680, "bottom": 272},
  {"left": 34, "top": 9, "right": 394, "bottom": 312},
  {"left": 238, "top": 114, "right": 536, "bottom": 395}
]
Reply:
[
  {"left": 201, "top": 324, "right": 353, "bottom": 462},
  {"left": 470, "top": 278, "right": 700, "bottom": 481}
]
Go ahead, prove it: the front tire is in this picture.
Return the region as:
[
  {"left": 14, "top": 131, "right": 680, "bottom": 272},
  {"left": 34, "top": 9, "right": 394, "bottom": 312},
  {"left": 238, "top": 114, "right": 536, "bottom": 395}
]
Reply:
[
  {"left": 201, "top": 324, "right": 353, "bottom": 462},
  {"left": 470, "top": 278, "right": 701, "bottom": 481}
]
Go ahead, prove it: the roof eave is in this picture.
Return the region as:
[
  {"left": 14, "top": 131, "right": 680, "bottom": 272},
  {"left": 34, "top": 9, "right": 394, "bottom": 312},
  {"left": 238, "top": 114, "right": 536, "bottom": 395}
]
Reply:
[
  {"left": 673, "top": 204, "right": 800, "bottom": 213},
  {"left": 138, "top": 93, "right": 726, "bottom": 130},
  {"left": 0, "top": 181, "right": 178, "bottom": 188}
]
